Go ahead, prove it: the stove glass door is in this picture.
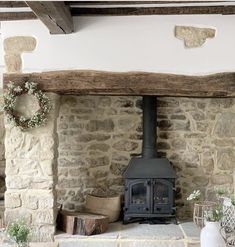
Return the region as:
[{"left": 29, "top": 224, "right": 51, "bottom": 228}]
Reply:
[
  {"left": 153, "top": 179, "right": 173, "bottom": 214},
  {"left": 125, "top": 179, "right": 151, "bottom": 214}
]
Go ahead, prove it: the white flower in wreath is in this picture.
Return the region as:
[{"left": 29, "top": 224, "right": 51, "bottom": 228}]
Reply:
[{"left": 14, "top": 86, "right": 23, "bottom": 93}]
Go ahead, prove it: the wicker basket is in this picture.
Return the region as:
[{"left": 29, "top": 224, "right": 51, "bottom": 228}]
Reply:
[
  {"left": 193, "top": 201, "right": 217, "bottom": 229},
  {"left": 85, "top": 194, "right": 121, "bottom": 223}
]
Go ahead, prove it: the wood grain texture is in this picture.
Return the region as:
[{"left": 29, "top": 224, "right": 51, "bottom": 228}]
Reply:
[
  {"left": 57, "top": 210, "right": 109, "bottom": 235},
  {"left": 4, "top": 70, "right": 235, "bottom": 97},
  {"left": 26, "top": 1, "right": 74, "bottom": 34},
  {"left": 0, "top": 11, "right": 37, "bottom": 21},
  {"left": 0, "top": 1, "right": 27, "bottom": 7},
  {"left": 67, "top": 1, "right": 235, "bottom": 5},
  {"left": 71, "top": 5, "right": 235, "bottom": 15}
]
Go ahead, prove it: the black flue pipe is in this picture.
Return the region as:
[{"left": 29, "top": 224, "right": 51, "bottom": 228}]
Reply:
[{"left": 142, "top": 96, "right": 157, "bottom": 158}]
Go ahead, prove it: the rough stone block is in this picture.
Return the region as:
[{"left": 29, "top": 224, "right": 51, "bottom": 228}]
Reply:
[
  {"left": 38, "top": 194, "right": 55, "bottom": 209},
  {"left": 214, "top": 112, "right": 235, "bottom": 138},
  {"left": 175, "top": 26, "right": 216, "bottom": 48},
  {"left": 86, "top": 119, "right": 114, "bottom": 132},
  {"left": 5, "top": 192, "right": 21, "bottom": 208},
  {"left": 23, "top": 193, "right": 39, "bottom": 210},
  {"left": 34, "top": 210, "right": 55, "bottom": 224},
  {"left": 40, "top": 160, "right": 55, "bottom": 177},
  {"left": 4, "top": 36, "right": 36, "bottom": 73},
  {"left": 211, "top": 174, "right": 233, "bottom": 185},
  {"left": 6, "top": 176, "right": 30, "bottom": 189},
  {"left": 86, "top": 156, "right": 109, "bottom": 168},
  {"left": 4, "top": 54, "right": 22, "bottom": 73},
  {"left": 5, "top": 209, "right": 32, "bottom": 225},
  {"left": 113, "top": 140, "right": 138, "bottom": 152},
  {"left": 217, "top": 149, "right": 235, "bottom": 170},
  {"left": 29, "top": 177, "right": 54, "bottom": 190},
  {"left": 5, "top": 159, "right": 19, "bottom": 176},
  {"left": 32, "top": 225, "right": 55, "bottom": 242},
  {"left": 4, "top": 36, "right": 36, "bottom": 54}
]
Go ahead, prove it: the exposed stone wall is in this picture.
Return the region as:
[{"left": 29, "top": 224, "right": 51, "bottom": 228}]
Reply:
[
  {"left": 57, "top": 96, "right": 235, "bottom": 218},
  {"left": 57, "top": 96, "right": 142, "bottom": 210},
  {"left": 4, "top": 93, "right": 60, "bottom": 241},
  {"left": 157, "top": 97, "right": 235, "bottom": 217}
]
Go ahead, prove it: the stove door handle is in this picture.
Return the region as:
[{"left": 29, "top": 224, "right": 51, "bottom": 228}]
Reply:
[{"left": 146, "top": 180, "right": 151, "bottom": 186}]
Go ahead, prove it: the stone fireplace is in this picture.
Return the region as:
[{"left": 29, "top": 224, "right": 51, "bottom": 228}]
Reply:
[
  {"left": 2, "top": 90, "right": 235, "bottom": 241},
  {"left": 0, "top": 13, "right": 234, "bottom": 244}
]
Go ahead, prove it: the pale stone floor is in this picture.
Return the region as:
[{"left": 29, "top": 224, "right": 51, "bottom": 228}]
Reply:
[{"left": 55, "top": 221, "right": 200, "bottom": 247}]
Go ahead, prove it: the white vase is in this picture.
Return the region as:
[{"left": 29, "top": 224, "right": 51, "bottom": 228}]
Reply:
[{"left": 200, "top": 221, "right": 226, "bottom": 247}]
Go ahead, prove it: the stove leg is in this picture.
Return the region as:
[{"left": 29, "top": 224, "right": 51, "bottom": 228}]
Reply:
[
  {"left": 123, "top": 216, "right": 131, "bottom": 224},
  {"left": 170, "top": 217, "right": 178, "bottom": 224}
]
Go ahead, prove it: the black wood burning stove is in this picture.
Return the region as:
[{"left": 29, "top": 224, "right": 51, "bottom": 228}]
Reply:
[{"left": 123, "top": 96, "right": 176, "bottom": 224}]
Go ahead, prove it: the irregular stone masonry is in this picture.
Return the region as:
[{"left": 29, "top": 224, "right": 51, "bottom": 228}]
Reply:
[
  {"left": 57, "top": 96, "right": 235, "bottom": 218},
  {"left": 3, "top": 94, "right": 235, "bottom": 242},
  {"left": 4, "top": 93, "right": 60, "bottom": 241}
]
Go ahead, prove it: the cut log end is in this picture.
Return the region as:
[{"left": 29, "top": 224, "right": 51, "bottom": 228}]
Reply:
[{"left": 57, "top": 210, "right": 109, "bottom": 235}]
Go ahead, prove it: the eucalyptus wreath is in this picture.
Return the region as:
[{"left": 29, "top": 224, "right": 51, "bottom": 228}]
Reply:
[{"left": 3, "top": 81, "right": 51, "bottom": 131}]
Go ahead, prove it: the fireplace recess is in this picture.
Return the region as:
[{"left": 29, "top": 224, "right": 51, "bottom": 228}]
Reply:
[{"left": 123, "top": 96, "right": 176, "bottom": 224}]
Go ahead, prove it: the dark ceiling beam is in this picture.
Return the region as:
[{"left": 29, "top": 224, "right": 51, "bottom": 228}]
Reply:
[
  {"left": 0, "top": 11, "right": 37, "bottom": 21},
  {"left": 3, "top": 70, "right": 235, "bottom": 97},
  {"left": 71, "top": 5, "right": 235, "bottom": 15},
  {"left": 26, "top": 1, "right": 74, "bottom": 34},
  {"left": 67, "top": 1, "right": 235, "bottom": 5},
  {"left": 0, "top": 1, "right": 27, "bottom": 7}
]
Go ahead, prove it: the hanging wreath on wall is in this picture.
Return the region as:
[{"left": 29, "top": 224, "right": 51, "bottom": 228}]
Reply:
[{"left": 3, "top": 81, "right": 51, "bottom": 131}]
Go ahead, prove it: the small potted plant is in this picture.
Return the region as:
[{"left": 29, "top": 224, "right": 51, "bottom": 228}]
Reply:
[
  {"left": 200, "top": 203, "right": 225, "bottom": 247},
  {"left": 187, "top": 190, "right": 216, "bottom": 228},
  {"left": 6, "top": 219, "right": 31, "bottom": 247}
]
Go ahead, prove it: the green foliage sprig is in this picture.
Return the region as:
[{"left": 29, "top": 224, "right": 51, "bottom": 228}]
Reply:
[
  {"left": 7, "top": 219, "right": 31, "bottom": 247},
  {"left": 204, "top": 204, "right": 224, "bottom": 222},
  {"left": 2, "top": 81, "right": 51, "bottom": 131},
  {"left": 231, "top": 196, "right": 235, "bottom": 207}
]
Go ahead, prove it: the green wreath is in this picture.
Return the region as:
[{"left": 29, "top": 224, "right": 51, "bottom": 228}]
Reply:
[{"left": 3, "top": 81, "right": 51, "bottom": 130}]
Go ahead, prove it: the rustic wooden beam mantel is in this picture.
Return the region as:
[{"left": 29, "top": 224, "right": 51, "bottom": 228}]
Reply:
[{"left": 3, "top": 70, "right": 235, "bottom": 97}]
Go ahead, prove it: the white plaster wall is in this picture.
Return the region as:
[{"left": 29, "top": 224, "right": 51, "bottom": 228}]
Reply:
[{"left": 0, "top": 15, "right": 235, "bottom": 88}]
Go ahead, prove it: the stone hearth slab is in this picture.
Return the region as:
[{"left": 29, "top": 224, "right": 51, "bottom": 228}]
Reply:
[
  {"left": 55, "top": 221, "right": 200, "bottom": 247},
  {"left": 180, "top": 222, "right": 201, "bottom": 241},
  {"left": 30, "top": 243, "right": 59, "bottom": 247}
]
